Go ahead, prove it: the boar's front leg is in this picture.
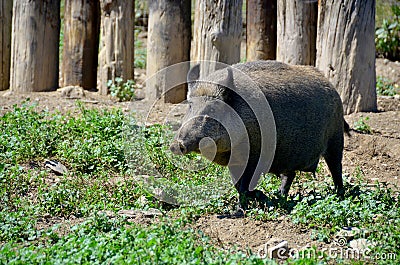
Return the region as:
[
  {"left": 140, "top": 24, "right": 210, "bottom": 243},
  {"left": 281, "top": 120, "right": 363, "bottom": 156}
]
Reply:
[{"left": 234, "top": 158, "right": 267, "bottom": 213}]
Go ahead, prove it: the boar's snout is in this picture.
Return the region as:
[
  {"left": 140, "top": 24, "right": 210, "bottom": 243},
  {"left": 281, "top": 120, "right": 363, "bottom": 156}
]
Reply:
[{"left": 170, "top": 140, "right": 187, "bottom": 155}]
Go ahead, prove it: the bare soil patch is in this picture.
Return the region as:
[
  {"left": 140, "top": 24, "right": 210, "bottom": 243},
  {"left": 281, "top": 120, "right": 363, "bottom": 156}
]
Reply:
[{"left": 193, "top": 215, "right": 329, "bottom": 257}]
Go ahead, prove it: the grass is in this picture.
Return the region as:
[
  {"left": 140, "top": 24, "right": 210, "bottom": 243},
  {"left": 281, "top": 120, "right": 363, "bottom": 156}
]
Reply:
[
  {"left": 134, "top": 30, "right": 147, "bottom": 69},
  {"left": 376, "top": 0, "right": 399, "bottom": 28},
  {"left": 0, "top": 214, "right": 270, "bottom": 265},
  {"left": 1, "top": 101, "right": 399, "bottom": 264},
  {"left": 376, "top": 76, "right": 399, "bottom": 96},
  {"left": 353, "top": 116, "right": 372, "bottom": 134}
]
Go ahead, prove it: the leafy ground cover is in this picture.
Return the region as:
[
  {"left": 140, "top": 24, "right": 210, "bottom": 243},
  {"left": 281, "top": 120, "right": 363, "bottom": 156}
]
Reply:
[{"left": 0, "top": 100, "right": 399, "bottom": 264}]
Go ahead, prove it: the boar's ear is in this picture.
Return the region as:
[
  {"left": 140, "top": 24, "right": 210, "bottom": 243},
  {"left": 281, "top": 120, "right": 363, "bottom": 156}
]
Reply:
[
  {"left": 187, "top": 64, "right": 200, "bottom": 83},
  {"left": 187, "top": 64, "right": 200, "bottom": 99},
  {"left": 220, "top": 67, "right": 234, "bottom": 100}
]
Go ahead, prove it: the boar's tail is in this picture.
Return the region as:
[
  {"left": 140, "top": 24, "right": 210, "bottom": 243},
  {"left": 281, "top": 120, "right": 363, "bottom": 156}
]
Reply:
[{"left": 344, "top": 119, "right": 351, "bottom": 137}]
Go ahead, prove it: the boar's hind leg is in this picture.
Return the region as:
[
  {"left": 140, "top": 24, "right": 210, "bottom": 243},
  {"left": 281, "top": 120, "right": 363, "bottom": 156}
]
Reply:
[
  {"left": 278, "top": 172, "right": 296, "bottom": 196},
  {"left": 323, "top": 142, "right": 345, "bottom": 196}
]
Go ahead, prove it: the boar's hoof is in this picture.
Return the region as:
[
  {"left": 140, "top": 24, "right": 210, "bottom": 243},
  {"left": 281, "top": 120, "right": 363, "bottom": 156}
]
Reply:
[
  {"left": 337, "top": 187, "right": 345, "bottom": 198},
  {"left": 236, "top": 189, "right": 269, "bottom": 214}
]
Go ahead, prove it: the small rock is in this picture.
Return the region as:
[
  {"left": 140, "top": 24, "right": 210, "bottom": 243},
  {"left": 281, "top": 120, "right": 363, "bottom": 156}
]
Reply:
[
  {"left": 394, "top": 94, "right": 400, "bottom": 100},
  {"left": 135, "top": 89, "right": 145, "bottom": 100},
  {"left": 142, "top": 208, "right": 163, "bottom": 217},
  {"left": 58, "top": 86, "right": 85, "bottom": 99},
  {"left": 98, "top": 210, "right": 115, "bottom": 218},
  {"left": 44, "top": 159, "right": 68, "bottom": 175},
  {"left": 153, "top": 187, "right": 178, "bottom": 204},
  {"left": 81, "top": 99, "right": 99, "bottom": 104},
  {"left": 383, "top": 59, "right": 389, "bottom": 65},
  {"left": 335, "top": 226, "right": 366, "bottom": 242},
  {"left": 118, "top": 209, "right": 137, "bottom": 217},
  {"left": 137, "top": 195, "right": 148, "bottom": 206},
  {"left": 118, "top": 208, "right": 162, "bottom": 218},
  {"left": 349, "top": 238, "right": 374, "bottom": 252},
  {"left": 380, "top": 95, "right": 394, "bottom": 99},
  {"left": 335, "top": 226, "right": 361, "bottom": 242}
]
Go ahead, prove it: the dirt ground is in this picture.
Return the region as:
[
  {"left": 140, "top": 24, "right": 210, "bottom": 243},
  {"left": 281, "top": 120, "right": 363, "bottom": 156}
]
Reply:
[{"left": 1, "top": 59, "right": 399, "bottom": 259}]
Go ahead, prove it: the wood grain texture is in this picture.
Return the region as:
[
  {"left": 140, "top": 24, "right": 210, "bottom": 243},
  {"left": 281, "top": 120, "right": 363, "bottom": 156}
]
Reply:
[
  {"left": 98, "top": 0, "right": 134, "bottom": 95},
  {"left": 316, "top": 0, "right": 377, "bottom": 114},
  {"left": 246, "top": 0, "right": 276, "bottom": 61},
  {"left": 146, "top": 0, "right": 191, "bottom": 103},
  {"left": 10, "top": 0, "right": 60, "bottom": 92},
  {"left": 62, "top": 0, "right": 100, "bottom": 91},
  {"left": 277, "top": 0, "right": 317, "bottom": 65},
  {"left": 193, "top": 0, "right": 243, "bottom": 77},
  {"left": 0, "top": 0, "right": 13, "bottom": 91}
]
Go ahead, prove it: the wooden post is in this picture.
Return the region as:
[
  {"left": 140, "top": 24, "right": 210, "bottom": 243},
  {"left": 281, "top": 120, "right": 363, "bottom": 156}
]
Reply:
[
  {"left": 276, "top": 0, "right": 317, "bottom": 65},
  {"left": 146, "top": 0, "right": 191, "bottom": 103},
  {"left": 10, "top": 0, "right": 60, "bottom": 92},
  {"left": 193, "top": 0, "right": 201, "bottom": 61},
  {"left": 62, "top": 0, "right": 100, "bottom": 91},
  {"left": 316, "top": 0, "right": 377, "bottom": 114},
  {"left": 193, "top": 0, "right": 243, "bottom": 77},
  {"left": 0, "top": 0, "right": 13, "bottom": 91},
  {"left": 98, "top": 0, "right": 134, "bottom": 95},
  {"left": 246, "top": 0, "right": 276, "bottom": 61}
]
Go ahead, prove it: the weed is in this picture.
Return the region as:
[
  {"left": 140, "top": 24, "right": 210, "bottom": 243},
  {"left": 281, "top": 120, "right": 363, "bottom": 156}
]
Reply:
[
  {"left": 376, "top": 4, "right": 400, "bottom": 60},
  {"left": 134, "top": 42, "right": 147, "bottom": 69},
  {"left": 134, "top": 30, "right": 147, "bottom": 69},
  {"left": 0, "top": 217, "right": 272, "bottom": 264},
  {"left": 108, "top": 77, "right": 136, "bottom": 102},
  {"left": 376, "top": 76, "right": 399, "bottom": 96},
  {"left": 353, "top": 116, "right": 372, "bottom": 134}
]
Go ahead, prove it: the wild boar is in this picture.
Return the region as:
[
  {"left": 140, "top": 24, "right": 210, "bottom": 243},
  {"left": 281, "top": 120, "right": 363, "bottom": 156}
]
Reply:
[{"left": 170, "top": 60, "right": 348, "bottom": 210}]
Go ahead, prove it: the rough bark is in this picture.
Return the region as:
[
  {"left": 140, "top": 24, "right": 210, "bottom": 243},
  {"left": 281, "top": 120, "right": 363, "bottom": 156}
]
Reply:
[
  {"left": 193, "top": 0, "right": 243, "bottom": 77},
  {"left": 246, "top": 0, "right": 276, "bottom": 61},
  {"left": 192, "top": 0, "right": 201, "bottom": 61},
  {"left": 98, "top": 0, "right": 134, "bottom": 95},
  {"left": 10, "top": 1, "right": 60, "bottom": 92},
  {"left": 316, "top": 0, "right": 377, "bottom": 114},
  {"left": 0, "top": 0, "right": 12, "bottom": 91},
  {"left": 62, "top": 0, "right": 100, "bottom": 91},
  {"left": 276, "top": 0, "right": 317, "bottom": 65},
  {"left": 146, "top": 0, "right": 191, "bottom": 103}
]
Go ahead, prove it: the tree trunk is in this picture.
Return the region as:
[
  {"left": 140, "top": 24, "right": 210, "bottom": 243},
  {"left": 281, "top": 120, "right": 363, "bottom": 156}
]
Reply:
[
  {"left": 193, "top": 0, "right": 243, "bottom": 77},
  {"left": 276, "top": 0, "right": 317, "bottom": 65},
  {"left": 192, "top": 0, "right": 201, "bottom": 61},
  {"left": 10, "top": 1, "right": 60, "bottom": 92},
  {"left": 246, "top": 0, "right": 276, "bottom": 61},
  {"left": 316, "top": 0, "right": 377, "bottom": 114},
  {"left": 98, "top": 0, "right": 134, "bottom": 95},
  {"left": 0, "top": 0, "right": 12, "bottom": 91},
  {"left": 62, "top": 0, "right": 100, "bottom": 91},
  {"left": 146, "top": 0, "right": 191, "bottom": 103}
]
